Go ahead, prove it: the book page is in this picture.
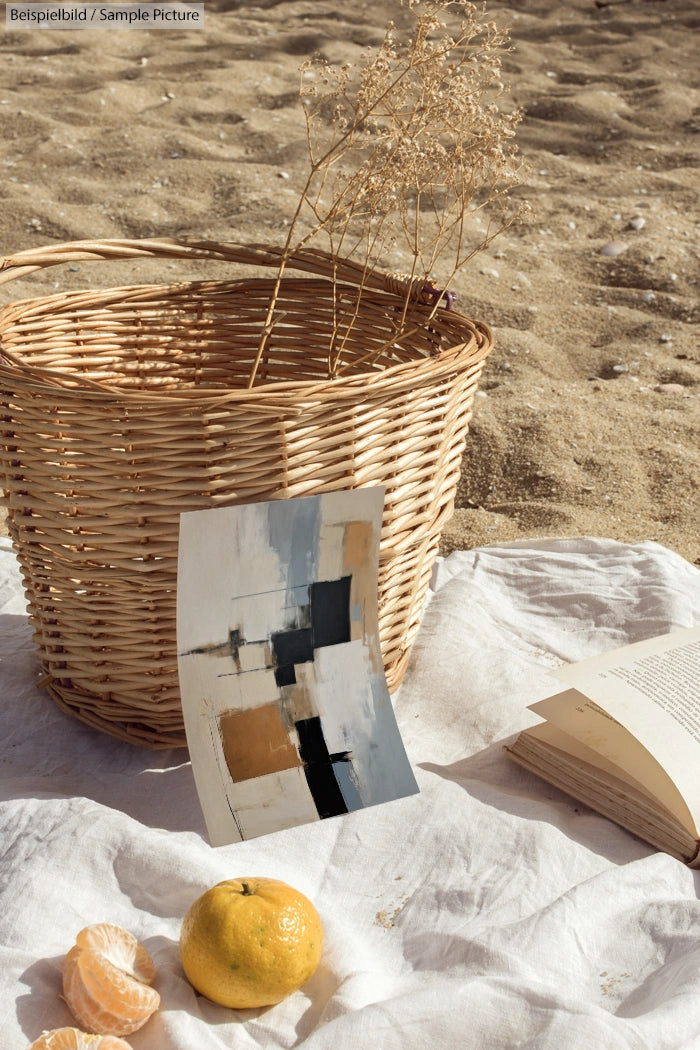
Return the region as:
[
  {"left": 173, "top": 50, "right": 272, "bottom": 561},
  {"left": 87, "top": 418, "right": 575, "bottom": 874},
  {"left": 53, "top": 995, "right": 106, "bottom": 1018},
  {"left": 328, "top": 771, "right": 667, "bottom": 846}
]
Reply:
[
  {"left": 521, "top": 720, "right": 655, "bottom": 798},
  {"left": 529, "top": 689, "right": 695, "bottom": 833},
  {"left": 550, "top": 625, "right": 700, "bottom": 826}
]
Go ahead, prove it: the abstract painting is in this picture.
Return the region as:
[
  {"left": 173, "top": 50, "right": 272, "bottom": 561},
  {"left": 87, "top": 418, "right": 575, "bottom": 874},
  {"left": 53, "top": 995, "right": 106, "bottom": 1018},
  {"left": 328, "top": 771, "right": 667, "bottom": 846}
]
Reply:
[{"left": 176, "top": 488, "right": 419, "bottom": 845}]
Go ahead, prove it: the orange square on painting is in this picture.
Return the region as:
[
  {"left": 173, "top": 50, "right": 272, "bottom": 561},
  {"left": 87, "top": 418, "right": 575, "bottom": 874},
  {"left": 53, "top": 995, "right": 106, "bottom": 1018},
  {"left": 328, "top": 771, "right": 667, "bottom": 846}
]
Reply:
[
  {"left": 343, "top": 519, "right": 373, "bottom": 568},
  {"left": 219, "top": 704, "right": 302, "bottom": 782}
]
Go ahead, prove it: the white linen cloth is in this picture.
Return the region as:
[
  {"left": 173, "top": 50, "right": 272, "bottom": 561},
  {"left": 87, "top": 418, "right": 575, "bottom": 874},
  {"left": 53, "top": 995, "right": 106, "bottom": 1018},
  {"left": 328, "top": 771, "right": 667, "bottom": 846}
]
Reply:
[{"left": 2, "top": 535, "right": 700, "bottom": 1050}]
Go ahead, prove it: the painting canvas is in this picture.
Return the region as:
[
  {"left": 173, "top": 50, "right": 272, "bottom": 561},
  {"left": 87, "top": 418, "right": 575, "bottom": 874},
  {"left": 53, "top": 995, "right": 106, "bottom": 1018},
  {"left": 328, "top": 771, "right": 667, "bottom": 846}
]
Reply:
[{"left": 176, "top": 488, "right": 419, "bottom": 845}]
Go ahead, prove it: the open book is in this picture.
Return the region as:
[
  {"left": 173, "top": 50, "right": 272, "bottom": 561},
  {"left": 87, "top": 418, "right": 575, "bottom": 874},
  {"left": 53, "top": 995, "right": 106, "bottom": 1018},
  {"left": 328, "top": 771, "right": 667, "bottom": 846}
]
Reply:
[{"left": 505, "top": 625, "right": 700, "bottom": 866}]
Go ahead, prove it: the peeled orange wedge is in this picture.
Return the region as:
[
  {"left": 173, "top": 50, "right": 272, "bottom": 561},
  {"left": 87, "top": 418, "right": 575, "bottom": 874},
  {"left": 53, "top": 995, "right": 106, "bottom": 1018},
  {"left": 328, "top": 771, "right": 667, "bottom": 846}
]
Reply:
[
  {"left": 62, "top": 923, "right": 159, "bottom": 1037},
  {"left": 28, "top": 1029, "right": 133, "bottom": 1050}
]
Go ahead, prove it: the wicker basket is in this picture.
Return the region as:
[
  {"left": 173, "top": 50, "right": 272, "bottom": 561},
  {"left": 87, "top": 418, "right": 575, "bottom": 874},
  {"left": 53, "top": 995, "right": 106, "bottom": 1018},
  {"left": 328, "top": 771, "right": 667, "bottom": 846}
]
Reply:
[{"left": 0, "top": 238, "right": 493, "bottom": 748}]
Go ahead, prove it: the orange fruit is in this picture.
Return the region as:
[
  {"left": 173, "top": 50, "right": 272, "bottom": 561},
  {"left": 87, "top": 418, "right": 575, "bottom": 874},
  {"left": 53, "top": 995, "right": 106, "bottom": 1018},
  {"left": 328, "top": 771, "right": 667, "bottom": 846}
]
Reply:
[
  {"left": 179, "top": 877, "right": 324, "bottom": 1009},
  {"left": 27, "top": 1029, "right": 133, "bottom": 1050},
  {"left": 62, "top": 923, "right": 160, "bottom": 1036}
]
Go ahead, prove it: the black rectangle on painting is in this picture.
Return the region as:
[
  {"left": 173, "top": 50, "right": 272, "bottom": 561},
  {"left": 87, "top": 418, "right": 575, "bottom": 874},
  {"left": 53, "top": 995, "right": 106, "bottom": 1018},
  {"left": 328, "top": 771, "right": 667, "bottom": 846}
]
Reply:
[
  {"left": 228, "top": 628, "right": 243, "bottom": 671},
  {"left": 296, "top": 716, "right": 349, "bottom": 819},
  {"left": 310, "top": 576, "right": 352, "bottom": 649},
  {"left": 271, "top": 627, "right": 314, "bottom": 687}
]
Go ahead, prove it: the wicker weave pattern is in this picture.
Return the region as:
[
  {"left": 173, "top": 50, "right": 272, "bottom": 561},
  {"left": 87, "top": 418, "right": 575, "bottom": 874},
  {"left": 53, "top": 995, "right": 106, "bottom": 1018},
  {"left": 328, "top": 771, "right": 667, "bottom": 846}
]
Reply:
[{"left": 0, "top": 239, "right": 493, "bottom": 748}]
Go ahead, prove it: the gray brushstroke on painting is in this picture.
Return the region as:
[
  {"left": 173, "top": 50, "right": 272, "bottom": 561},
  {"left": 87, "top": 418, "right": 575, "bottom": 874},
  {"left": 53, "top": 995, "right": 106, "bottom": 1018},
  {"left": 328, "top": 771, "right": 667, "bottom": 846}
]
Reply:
[
  {"left": 361, "top": 672, "right": 420, "bottom": 805},
  {"left": 332, "top": 758, "right": 364, "bottom": 812},
  {"left": 267, "top": 494, "right": 321, "bottom": 599}
]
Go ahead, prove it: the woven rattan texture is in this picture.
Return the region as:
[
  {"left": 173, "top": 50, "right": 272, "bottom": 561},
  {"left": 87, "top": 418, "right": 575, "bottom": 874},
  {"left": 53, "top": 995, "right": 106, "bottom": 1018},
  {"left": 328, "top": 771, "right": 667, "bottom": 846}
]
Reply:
[{"left": 0, "top": 240, "right": 493, "bottom": 748}]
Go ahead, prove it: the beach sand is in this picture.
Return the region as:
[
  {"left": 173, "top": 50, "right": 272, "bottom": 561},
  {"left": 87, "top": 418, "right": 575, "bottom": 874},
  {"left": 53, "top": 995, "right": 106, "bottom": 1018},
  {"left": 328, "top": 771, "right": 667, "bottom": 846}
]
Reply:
[{"left": 1, "top": 0, "right": 698, "bottom": 564}]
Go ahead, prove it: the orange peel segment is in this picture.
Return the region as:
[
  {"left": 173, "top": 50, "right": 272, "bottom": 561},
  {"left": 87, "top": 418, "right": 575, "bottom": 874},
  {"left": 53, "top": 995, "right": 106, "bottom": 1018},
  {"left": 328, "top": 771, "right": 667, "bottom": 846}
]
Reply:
[
  {"left": 62, "top": 923, "right": 159, "bottom": 1037},
  {"left": 27, "top": 1028, "right": 134, "bottom": 1049}
]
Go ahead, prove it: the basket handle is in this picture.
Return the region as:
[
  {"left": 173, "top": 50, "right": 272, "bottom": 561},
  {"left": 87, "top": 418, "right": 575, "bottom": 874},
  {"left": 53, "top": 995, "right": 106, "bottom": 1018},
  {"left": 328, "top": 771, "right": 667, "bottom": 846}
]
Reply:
[{"left": 0, "top": 237, "right": 445, "bottom": 304}]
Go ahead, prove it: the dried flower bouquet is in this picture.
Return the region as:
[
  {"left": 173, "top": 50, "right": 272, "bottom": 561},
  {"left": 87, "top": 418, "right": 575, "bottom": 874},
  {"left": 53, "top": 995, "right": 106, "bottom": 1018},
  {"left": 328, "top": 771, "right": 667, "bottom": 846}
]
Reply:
[{"left": 249, "top": 0, "right": 525, "bottom": 386}]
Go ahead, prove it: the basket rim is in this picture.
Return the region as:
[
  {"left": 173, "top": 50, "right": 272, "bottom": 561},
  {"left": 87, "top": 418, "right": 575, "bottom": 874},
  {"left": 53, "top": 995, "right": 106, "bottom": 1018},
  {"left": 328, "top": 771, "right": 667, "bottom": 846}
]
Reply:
[
  {"left": 0, "top": 330, "right": 492, "bottom": 404},
  {"left": 0, "top": 276, "right": 493, "bottom": 404}
]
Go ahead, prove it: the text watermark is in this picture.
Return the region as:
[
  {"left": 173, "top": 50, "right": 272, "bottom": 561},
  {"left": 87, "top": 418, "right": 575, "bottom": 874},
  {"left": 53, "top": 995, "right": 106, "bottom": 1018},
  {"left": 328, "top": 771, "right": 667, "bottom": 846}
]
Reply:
[{"left": 6, "top": 3, "right": 205, "bottom": 29}]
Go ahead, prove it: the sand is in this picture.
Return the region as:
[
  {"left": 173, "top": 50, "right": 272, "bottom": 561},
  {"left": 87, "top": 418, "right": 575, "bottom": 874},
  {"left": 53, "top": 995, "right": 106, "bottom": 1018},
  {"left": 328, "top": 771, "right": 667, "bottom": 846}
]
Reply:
[{"left": 1, "top": 0, "right": 698, "bottom": 564}]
